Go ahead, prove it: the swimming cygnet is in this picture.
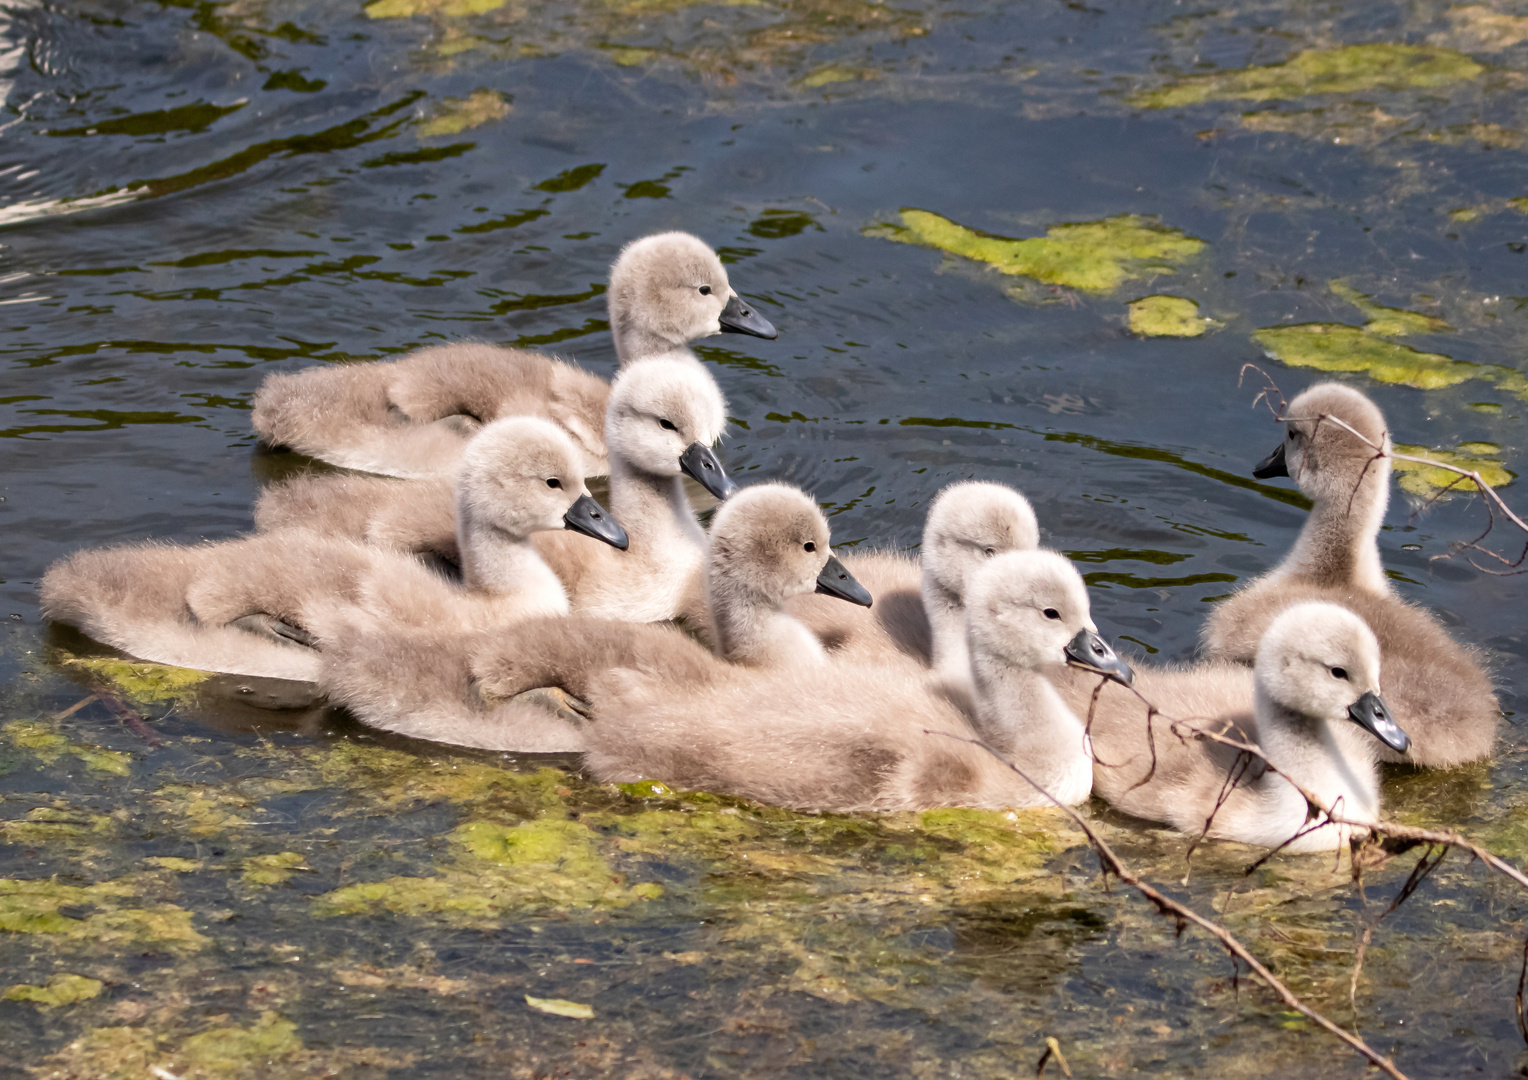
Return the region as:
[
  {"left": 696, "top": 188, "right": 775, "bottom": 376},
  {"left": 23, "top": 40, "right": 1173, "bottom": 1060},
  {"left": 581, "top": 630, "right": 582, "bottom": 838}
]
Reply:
[
  {"left": 1094, "top": 601, "right": 1409, "bottom": 852},
  {"left": 575, "top": 550, "right": 1132, "bottom": 812},
  {"left": 38, "top": 418, "right": 625, "bottom": 683},
  {"left": 318, "top": 483, "right": 867, "bottom": 751},
  {"left": 783, "top": 480, "right": 1039, "bottom": 684},
  {"left": 1201, "top": 381, "right": 1496, "bottom": 767},
  {"left": 252, "top": 355, "right": 735, "bottom": 611},
  {"left": 249, "top": 232, "right": 775, "bottom": 479}
]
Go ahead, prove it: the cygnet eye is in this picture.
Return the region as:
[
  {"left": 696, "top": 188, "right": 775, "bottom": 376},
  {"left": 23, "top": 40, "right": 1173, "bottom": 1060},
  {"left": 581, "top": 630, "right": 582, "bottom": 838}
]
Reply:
[
  {"left": 658, "top": 418, "right": 678, "bottom": 431},
  {"left": 803, "top": 541, "right": 816, "bottom": 553},
  {"left": 698, "top": 284, "right": 712, "bottom": 296},
  {"left": 545, "top": 478, "right": 562, "bottom": 489},
  {"left": 1042, "top": 608, "right": 1061, "bottom": 621},
  {"left": 983, "top": 547, "right": 996, "bottom": 557},
  {"left": 1330, "top": 666, "right": 1348, "bottom": 680}
]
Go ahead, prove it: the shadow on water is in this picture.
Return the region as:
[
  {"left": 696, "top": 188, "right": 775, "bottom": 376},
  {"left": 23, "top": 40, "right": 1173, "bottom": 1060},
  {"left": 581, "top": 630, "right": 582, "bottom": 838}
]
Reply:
[{"left": 1, "top": 0, "right": 1527, "bottom": 1074}]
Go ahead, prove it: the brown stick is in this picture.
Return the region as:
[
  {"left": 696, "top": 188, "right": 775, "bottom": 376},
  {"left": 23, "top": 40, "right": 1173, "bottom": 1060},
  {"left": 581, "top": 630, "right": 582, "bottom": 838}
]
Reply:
[{"left": 925, "top": 729, "right": 1411, "bottom": 1080}]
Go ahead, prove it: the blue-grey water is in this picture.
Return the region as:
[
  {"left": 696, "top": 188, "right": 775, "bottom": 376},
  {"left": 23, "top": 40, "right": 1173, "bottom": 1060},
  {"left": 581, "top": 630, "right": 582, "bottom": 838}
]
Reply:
[{"left": 1, "top": 0, "right": 1526, "bottom": 1075}]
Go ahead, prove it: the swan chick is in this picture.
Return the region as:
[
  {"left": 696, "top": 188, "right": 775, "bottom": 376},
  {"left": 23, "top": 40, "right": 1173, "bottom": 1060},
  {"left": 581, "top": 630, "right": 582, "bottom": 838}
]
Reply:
[
  {"left": 579, "top": 549, "right": 1130, "bottom": 812},
  {"left": 607, "top": 231, "right": 776, "bottom": 363},
  {"left": 1095, "top": 602, "right": 1408, "bottom": 852}
]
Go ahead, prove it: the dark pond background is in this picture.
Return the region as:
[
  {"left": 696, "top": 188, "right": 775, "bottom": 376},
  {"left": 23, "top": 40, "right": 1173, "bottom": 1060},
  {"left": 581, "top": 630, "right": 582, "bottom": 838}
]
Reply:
[{"left": 2, "top": 0, "right": 1527, "bottom": 1075}]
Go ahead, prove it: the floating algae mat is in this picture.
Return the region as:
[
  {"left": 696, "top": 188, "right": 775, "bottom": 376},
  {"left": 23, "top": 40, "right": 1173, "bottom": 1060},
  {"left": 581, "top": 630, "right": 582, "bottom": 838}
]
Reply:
[
  {"left": 1392, "top": 442, "right": 1516, "bottom": 497},
  {"left": 1130, "top": 43, "right": 1485, "bottom": 109},
  {"left": 866, "top": 210, "right": 1204, "bottom": 294},
  {"left": 1252, "top": 323, "right": 1528, "bottom": 398},
  {"left": 1126, "top": 294, "right": 1218, "bottom": 338}
]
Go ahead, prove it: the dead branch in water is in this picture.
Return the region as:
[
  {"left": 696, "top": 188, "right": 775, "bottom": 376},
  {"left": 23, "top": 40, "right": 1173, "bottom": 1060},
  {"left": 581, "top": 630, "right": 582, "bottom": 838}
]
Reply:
[{"left": 925, "top": 729, "right": 1412, "bottom": 1080}]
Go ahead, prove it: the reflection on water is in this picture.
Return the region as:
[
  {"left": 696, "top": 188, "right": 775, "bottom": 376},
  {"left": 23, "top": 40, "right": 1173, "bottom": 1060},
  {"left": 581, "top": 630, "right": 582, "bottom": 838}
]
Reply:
[{"left": 1, "top": 0, "right": 1527, "bottom": 1074}]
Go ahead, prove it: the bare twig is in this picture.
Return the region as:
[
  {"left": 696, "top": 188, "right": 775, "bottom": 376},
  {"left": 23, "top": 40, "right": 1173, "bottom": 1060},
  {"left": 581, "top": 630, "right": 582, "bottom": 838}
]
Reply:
[
  {"left": 1035, "top": 1036, "right": 1073, "bottom": 1078},
  {"left": 925, "top": 728, "right": 1411, "bottom": 1080}
]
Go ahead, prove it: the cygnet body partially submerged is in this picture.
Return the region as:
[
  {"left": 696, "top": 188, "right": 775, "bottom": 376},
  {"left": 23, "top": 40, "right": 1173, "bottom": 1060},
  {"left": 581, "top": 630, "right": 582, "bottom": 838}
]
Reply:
[
  {"left": 578, "top": 550, "right": 1132, "bottom": 812},
  {"left": 1201, "top": 382, "right": 1497, "bottom": 766},
  {"left": 1093, "top": 602, "right": 1410, "bottom": 852},
  {"left": 39, "top": 418, "right": 625, "bottom": 683},
  {"left": 783, "top": 481, "right": 1039, "bottom": 679},
  {"left": 249, "top": 232, "right": 774, "bottom": 479},
  {"left": 319, "top": 483, "right": 866, "bottom": 751}
]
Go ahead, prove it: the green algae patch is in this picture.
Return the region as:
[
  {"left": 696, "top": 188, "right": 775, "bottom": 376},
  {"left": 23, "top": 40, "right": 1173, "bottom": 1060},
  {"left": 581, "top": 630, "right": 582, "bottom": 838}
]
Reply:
[
  {"left": 365, "top": 0, "right": 506, "bottom": 18},
  {"left": 1392, "top": 442, "right": 1515, "bottom": 497},
  {"left": 150, "top": 783, "right": 257, "bottom": 836},
  {"left": 2, "top": 805, "right": 115, "bottom": 847},
  {"left": 309, "top": 740, "right": 567, "bottom": 813},
  {"left": 1330, "top": 281, "right": 1451, "bottom": 336},
  {"left": 61, "top": 655, "right": 211, "bottom": 705},
  {"left": 417, "top": 89, "right": 510, "bottom": 137},
  {"left": 241, "top": 851, "right": 309, "bottom": 887},
  {"left": 0, "top": 877, "right": 208, "bottom": 951},
  {"left": 177, "top": 1011, "right": 302, "bottom": 1072},
  {"left": 144, "top": 856, "right": 201, "bottom": 873},
  {"left": 313, "top": 818, "right": 657, "bottom": 923},
  {"left": 1254, "top": 323, "right": 1487, "bottom": 390},
  {"left": 3, "top": 972, "right": 103, "bottom": 1007},
  {"left": 3, "top": 719, "right": 131, "bottom": 776},
  {"left": 796, "top": 65, "right": 876, "bottom": 89},
  {"left": 867, "top": 210, "right": 1204, "bottom": 295},
  {"left": 1126, "top": 294, "right": 1218, "bottom": 337},
  {"left": 1131, "top": 44, "right": 1484, "bottom": 109}
]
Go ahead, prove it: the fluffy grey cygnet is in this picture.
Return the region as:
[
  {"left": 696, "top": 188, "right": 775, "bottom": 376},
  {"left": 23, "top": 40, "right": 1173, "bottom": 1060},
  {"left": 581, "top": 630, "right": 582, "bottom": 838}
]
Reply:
[
  {"left": 577, "top": 550, "right": 1131, "bottom": 812},
  {"left": 256, "top": 355, "right": 734, "bottom": 623},
  {"left": 1093, "top": 601, "right": 1410, "bottom": 852},
  {"left": 38, "top": 418, "right": 621, "bottom": 683},
  {"left": 1201, "top": 381, "right": 1497, "bottom": 767},
  {"left": 783, "top": 480, "right": 1040, "bottom": 684},
  {"left": 319, "top": 483, "right": 866, "bottom": 751},
  {"left": 248, "top": 232, "right": 773, "bottom": 480}
]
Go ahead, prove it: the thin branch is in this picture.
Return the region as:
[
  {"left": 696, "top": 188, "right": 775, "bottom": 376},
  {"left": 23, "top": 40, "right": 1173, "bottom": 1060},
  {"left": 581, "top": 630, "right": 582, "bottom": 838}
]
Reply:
[{"left": 924, "top": 729, "right": 1411, "bottom": 1080}]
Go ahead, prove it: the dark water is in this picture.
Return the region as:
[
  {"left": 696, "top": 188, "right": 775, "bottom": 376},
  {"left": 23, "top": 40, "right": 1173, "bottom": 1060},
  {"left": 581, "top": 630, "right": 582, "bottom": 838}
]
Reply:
[{"left": 2, "top": 0, "right": 1528, "bottom": 1075}]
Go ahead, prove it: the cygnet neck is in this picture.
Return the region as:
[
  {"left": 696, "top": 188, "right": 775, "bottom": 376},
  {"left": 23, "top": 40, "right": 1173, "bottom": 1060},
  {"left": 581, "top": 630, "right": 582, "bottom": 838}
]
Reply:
[
  {"left": 1252, "top": 688, "right": 1382, "bottom": 826},
  {"left": 707, "top": 571, "right": 825, "bottom": 669},
  {"left": 923, "top": 573, "right": 973, "bottom": 692},
  {"left": 968, "top": 647, "right": 1092, "bottom": 806},
  {"left": 456, "top": 502, "right": 570, "bottom": 615},
  {"left": 609, "top": 455, "right": 706, "bottom": 557},
  {"left": 1281, "top": 456, "right": 1391, "bottom": 593},
  {"left": 612, "top": 320, "right": 691, "bottom": 367}
]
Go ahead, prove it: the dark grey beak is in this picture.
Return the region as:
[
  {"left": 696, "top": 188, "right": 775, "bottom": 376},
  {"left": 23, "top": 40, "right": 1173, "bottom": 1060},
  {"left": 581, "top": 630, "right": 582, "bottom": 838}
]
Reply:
[
  {"left": 815, "top": 555, "right": 873, "bottom": 607},
  {"left": 679, "top": 441, "right": 738, "bottom": 501},
  {"left": 1064, "top": 628, "right": 1133, "bottom": 687},
  {"left": 1253, "top": 440, "right": 1290, "bottom": 479},
  {"left": 719, "top": 294, "right": 777, "bottom": 340},
  {"left": 1347, "top": 690, "right": 1410, "bottom": 753},
  {"left": 563, "top": 493, "right": 629, "bottom": 550}
]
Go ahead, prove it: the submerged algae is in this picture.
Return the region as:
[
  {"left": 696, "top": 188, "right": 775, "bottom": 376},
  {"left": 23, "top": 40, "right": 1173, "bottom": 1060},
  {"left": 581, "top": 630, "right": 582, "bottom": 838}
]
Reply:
[
  {"left": 867, "top": 210, "right": 1204, "bottom": 294},
  {"left": 60, "top": 656, "right": 211, "bottom": 706},
  {"left": 4, "top": 718, "right": 131, "bottom": 776},
  {"left": 1131, "top": 44, "right": 1485, "bottom": 109},
  {"left": 1391, "top": 442, "right": 1515, "bottom": 497},
  {"left": 241, "top": 851, "right": 309, "bottom": 887},
  {"left": 3, "top": 972, "right": 103, "bottom": 1007},
  {"left": 0, "top": 876, "right": 207, "bottom": 950},
  {"left": 416, "top": 89, "right": 511, "bottom": 137},
  {"left": 1126, "top": 294, "right": 1218, "bottom": 337}
]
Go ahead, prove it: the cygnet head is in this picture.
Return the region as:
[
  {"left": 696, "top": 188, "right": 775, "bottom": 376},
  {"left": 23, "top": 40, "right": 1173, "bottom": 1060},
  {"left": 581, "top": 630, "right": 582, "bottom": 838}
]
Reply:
[
  {"left": 457, "top": 417, "right": 627, "bottom": 548},
  {"left": 922, "top": 481, "right": 1040, "bottom": 601},
  {"left": 1253, "top": 383, "right": 1391, "bottom": 502},
  {"left": 1254, "top": 601, "right": 1409, "bottom": 752},
  {"left": 965, "top": 550, "right": 1132, "bottom": 685},
  {"left": 607, "top": 232, "right": 777, "bottom": 359},
  {"left": 1252, "top": 598, "right": 1405, "bottom": 751},
  {"left": 605, "top": 355, "right": 737, "bottom": 499},
  {"left": 708, "top": 483, "right": 872, "bottom": 607}
]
